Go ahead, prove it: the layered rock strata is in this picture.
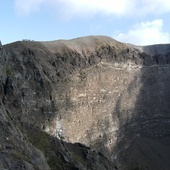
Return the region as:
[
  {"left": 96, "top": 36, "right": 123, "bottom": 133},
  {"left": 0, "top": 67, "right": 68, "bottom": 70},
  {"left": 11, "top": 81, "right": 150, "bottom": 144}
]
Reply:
[{"left": 1, "top": 36, "right": 170, "bottom": 169}]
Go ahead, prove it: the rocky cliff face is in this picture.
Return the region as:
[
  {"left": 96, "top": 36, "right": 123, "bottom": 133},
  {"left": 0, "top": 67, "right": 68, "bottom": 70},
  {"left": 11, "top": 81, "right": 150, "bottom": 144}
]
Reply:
[
  {"left": 1, "top": 36, "right": 170, "bottom": 169},
  {"left": 0, "top": 38, "right": 115, "bottom": 170}
]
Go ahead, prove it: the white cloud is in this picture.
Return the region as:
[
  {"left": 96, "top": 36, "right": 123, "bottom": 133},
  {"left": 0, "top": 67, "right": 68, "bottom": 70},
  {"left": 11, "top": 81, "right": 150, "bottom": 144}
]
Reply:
[
  {"left": 14, "top": 0, "right": 170, "bottom": 16},
  {"left": 139, "top": 0, "right": 170, "bottom": 15},
  {"left": 64, "top": 0, "right": 133, "bottom": 16},
  {"left": 115, "top": 19, "right": 170, "bottom": 45},
  {"left": 14, "top": 0, "right": 45, "bottom": 15}
]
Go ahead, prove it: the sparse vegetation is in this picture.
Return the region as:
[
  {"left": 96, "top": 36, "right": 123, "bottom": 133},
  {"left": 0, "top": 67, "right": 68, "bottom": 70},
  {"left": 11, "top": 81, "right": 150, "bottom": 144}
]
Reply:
[
  {"left": 6, "top": 64, "right": 13, "bottom": 76},
  {"left": 10, "top": 151, "right": 29, "bottom": 162}
]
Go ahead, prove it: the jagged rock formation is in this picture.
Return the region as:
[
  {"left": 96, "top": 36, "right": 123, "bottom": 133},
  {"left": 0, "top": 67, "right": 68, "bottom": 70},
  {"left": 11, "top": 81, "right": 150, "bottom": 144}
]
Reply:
[
  {"left": 1, "top": 36, "right": 170, "bottom": 169},
  {"left": 0, "top": 38, "right": 116, "bottom": 170}
]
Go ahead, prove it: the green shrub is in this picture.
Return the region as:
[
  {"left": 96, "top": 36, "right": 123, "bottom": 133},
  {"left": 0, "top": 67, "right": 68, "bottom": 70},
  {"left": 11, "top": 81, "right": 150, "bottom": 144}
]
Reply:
[{"left": 6, "top": 64, "right": 13, "bottom": 76}]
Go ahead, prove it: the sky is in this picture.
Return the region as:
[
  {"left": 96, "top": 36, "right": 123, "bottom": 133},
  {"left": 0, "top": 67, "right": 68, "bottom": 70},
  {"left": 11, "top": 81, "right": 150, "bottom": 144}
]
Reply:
[{"left": 0, "top": 0, "right": 170, "bottom": 45}]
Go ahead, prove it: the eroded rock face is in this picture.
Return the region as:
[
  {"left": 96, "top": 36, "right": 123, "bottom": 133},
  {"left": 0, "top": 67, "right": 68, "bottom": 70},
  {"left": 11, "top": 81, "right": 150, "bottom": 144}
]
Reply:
[
  {"left": 0, "top": 41, "right": 51, "bottom": 170},
  {"left": 1, "top": 36, "right": 170, "bottom": 169},
  {"left": 0, "top": 40, "right": 116, "bottom": 170}
]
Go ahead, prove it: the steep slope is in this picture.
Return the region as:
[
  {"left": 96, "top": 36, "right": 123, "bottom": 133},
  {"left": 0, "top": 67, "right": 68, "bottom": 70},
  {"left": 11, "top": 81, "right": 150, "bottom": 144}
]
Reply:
[
  {"left": 1, "top": 36, "right": 170, "bottom": 169},
  {"left": 0, "top": 44, "right": 50, "bottom": 170},
  {"left": 0, "top": 39, "right": 116, "bottom": 170}
]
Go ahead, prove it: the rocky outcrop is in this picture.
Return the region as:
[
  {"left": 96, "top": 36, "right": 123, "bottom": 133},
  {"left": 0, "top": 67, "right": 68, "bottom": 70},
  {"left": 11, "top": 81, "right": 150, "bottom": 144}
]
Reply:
[
  {"left": 0, "top": 39, "right": 116, "bottom": 170},
  {"left": 0, "top": 43, "right": 50, "bottom": 170},
  {"left": 1, "top": 36, "right": 170, "bottom": 169}
]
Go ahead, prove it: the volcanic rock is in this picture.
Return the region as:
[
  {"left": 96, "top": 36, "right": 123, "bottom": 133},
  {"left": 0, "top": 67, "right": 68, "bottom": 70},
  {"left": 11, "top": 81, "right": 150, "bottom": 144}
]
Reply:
[{"left": 1, "top": 36, "right": 170, "bottom": 169}]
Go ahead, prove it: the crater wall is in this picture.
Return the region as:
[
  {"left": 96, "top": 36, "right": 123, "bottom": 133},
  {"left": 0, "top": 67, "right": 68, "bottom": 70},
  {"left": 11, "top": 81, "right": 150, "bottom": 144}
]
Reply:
[{"left": 3, "top": 36, "right": 170, "bottom": 169}]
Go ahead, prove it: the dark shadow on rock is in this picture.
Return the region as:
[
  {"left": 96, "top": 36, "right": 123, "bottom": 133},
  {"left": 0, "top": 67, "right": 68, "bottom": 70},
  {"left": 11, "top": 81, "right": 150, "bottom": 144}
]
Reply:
[
  {"left": 113, "top": 56, "right": 170, "bottom": 169},
  {"left": 86, "top": 50, "right": 170, "bottom": 170},
  {"left": 19, "top": 122, "right": 116, "bottom": 170},
  {"left": 3, "top": 39, "right": 170, "bottom": 170}
]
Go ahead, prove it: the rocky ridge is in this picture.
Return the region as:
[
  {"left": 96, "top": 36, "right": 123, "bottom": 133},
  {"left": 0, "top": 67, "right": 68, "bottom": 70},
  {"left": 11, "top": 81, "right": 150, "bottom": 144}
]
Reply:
[{"left": 1, "top": 36, "right": 170, "bottom": 169}]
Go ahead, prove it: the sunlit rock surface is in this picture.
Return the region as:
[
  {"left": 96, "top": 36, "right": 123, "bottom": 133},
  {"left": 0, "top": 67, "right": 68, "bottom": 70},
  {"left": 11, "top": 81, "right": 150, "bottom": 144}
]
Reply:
[{"left": 1, "top": 36, "right": 170, "bottom": 169}]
